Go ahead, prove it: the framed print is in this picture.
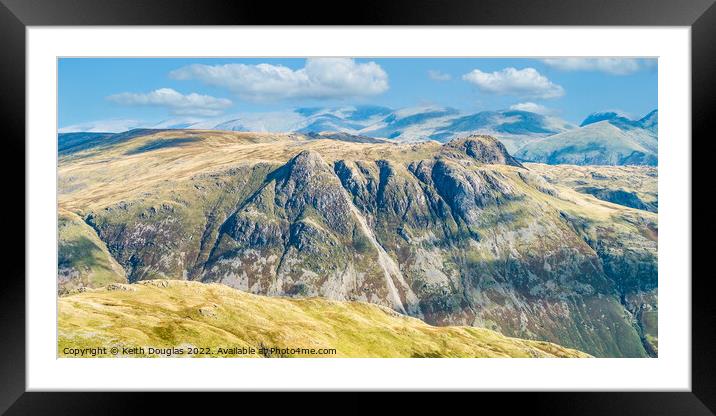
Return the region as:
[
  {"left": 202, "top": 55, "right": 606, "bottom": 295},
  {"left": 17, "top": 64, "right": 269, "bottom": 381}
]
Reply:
[{"left": 2, "top": 0, "right": 715, "bottom": 413}]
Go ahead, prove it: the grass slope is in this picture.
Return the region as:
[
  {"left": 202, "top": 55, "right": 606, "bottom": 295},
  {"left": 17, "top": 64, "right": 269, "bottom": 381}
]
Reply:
[
  {"left": 58, "top": 209, "right": 127, "bottom": 294},
  {"left": 526, "top": 163, "right": 657, "bottom": 212},
  {"left": 59, "top": 280, "right": 590, "bottom": 358}
]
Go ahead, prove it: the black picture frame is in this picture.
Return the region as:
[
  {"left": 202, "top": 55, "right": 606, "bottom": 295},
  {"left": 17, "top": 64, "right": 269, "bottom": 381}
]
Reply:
[{"left": 1, "top": 0, "right": 713, "bottom": 413}]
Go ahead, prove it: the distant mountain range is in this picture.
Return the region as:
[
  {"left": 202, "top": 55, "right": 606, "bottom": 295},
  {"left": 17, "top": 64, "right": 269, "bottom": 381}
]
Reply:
[
  {"left": 59, "top": 105, "right": 572, "bottom": 144},
  {"left": 59, "top": 106, "right": 657, "bottom": 166}
]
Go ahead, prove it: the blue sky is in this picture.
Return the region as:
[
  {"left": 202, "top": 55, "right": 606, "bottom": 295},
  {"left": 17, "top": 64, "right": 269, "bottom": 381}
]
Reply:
[{"left": 58, "top": 57, "right": 657, "bottom": 130}]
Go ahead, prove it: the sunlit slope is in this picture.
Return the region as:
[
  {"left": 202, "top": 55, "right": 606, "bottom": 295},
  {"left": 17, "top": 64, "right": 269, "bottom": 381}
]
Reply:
[
  {"left": 526, "top": 163, "right": 658, "bottom": 212},
  {"left": 58, "top": 130, "right": 443, "bottom": 211},
  {"left": 58, "top": 208, "right": 127, "bottom": 293},
  {"left": 58, "top": 280, "right": 590, "bottom": 358}
]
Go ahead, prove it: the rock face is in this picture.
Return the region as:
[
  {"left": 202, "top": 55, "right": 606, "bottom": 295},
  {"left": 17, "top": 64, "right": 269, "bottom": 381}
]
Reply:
[
  {"left": 440, "top": 135, "right": 524, "bottom": 167},
  {"left": 58, "top": 131, "right": 658, "bottom": 357},
  {"left": 202, "top": 149, "right": 422, "bottom": 315}
]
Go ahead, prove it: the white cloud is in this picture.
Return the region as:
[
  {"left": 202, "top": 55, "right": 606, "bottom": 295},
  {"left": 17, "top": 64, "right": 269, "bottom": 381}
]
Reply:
[
  {"left": 540, "top": 58, "right": 648, "bottom": 75},
  {"left": 169, "top": 58, "right": 389, "bottom": 101},
  {"left": 428, "top": 70, "right": 451, "bottom": 81},
  {"left": 462, "top": 67, "right": 564, "bottom": 99},
  {"left": 509, "top": 102, "right": 553, "bottom": 115},
  {"left": 107, "top": 88, "right": 232, "bottom": 116}
]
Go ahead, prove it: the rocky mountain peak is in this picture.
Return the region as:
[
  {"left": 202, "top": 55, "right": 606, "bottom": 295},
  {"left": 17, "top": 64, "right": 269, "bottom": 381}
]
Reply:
[
  {"left": 289, "top": 149, "right": 327, "bottom": 169},
  {"left": 278, "top": 149, "right": 335, "bottom": 189},
  {"left": 441, "top": 135, "right": 523, "bottom": 167}
]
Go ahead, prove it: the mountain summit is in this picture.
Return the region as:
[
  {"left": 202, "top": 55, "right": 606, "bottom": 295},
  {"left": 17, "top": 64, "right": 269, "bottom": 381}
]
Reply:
[
  {"left": 517, "top": 109, "right": 658, "bottom": 166},
  {"left": 580, "top": 109, "right": 658, "bottom": 131}
]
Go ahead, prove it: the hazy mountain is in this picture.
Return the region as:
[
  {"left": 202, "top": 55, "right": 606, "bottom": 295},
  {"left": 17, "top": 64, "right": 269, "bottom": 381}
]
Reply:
[
  {"left": 195, "top": 107, "right": 657, "bottom": 165},
  {"left": 580, "top": 109, "right": 658, "bottom": 133},
  {"left": 304, "top": 131, "right": 389, "bottom": 144},
  {"left": 515, "top": 110, "right": 658, "bottom": 166},
  {"left": 59, "top": 107, "right": 658, "bottom": 168},
  {"left": 580, "top": 111, "right": 637, "bottom": 129},
  {"left": 637, "top": 109, "right": 658, "bottom": 133},
  {"left": 59, "top": 105, "right": 571, "bottom": 148},
  {"left": 58, "top": 129, "right": 657, "bottom": 357}
]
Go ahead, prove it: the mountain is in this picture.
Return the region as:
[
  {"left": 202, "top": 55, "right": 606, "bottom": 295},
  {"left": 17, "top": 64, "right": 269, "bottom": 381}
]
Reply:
[
  {"left": 59, "top": 280, "right": 590, "bottom": 358},
  {"left": 296, "top": 105, "right": 394, "bottom": 133},
  {"left": 139, "top": 106, "right": 395, "bottom": 135},
  {"left": 580, "top": 110, "right": 658, "bottom": 133},
  {"left": 60, "top": 106, "right": 571, "bottom": 150},
  {"left": 304, "top": 131, "right": 389, "bottom": 144},
  {"left": 637, "top": 109, "right": 658, "bottom": 133},
  {"left": 58, "top": 129, "right": 658, "bottom": 357},
  {"left": 357, "top": 108, "right": 572, "bottom": 149},
  {"left": 515, "top": 110, "right": 658, "bottom": 166},
  {"left": 429, "top": 109, "right": 573, "bottom": 152},
  {"left": 436, "top": 109, "right": 570, "bottom": 137},
  {"left": 59, "top": 107, "right": 658, "bottom": 166},
  {"left": 580, "top": 111, "right": 636, "bottom": 129},
  {"left": 355, "top": 106, "right": 460, "bottom": 140}
]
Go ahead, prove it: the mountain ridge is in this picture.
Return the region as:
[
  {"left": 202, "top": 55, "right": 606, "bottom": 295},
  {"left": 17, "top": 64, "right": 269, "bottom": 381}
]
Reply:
[
  {"left": 59, "top": 105, "right": 569, "bottom": 141},
  {"left": 59, "top": 106, "right": 657, "bottom": 166}
]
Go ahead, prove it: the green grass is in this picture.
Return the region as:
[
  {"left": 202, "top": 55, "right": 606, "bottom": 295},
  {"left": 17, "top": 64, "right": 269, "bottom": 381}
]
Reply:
[
  {"left": 58, "top": 209, "right": 126, "bottom": 293},
  {"left": 58, "top": 280, "right": 591, "bottom": 358}
]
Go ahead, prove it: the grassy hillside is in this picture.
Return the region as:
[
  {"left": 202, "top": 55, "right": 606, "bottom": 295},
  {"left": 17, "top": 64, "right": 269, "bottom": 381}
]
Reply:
[
  {"left": 525, "top": 163, "right": 657, "bottom": 213},
  {"left": 58, "top": 209, "right": 127, "bottom": 294},
  {"left": 58, "top": 280, "right": 590, "bottom": 358}
]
